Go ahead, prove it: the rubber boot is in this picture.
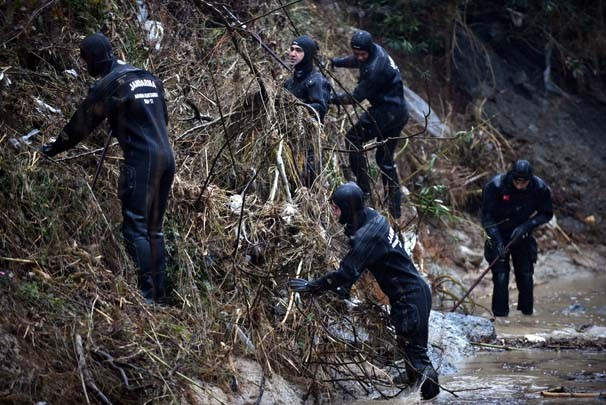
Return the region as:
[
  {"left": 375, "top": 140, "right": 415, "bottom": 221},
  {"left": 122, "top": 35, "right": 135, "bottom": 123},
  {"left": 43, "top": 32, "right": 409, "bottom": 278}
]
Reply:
[
  {"left": 393, "top": 336, "right": 415, "bottom": 386},
  {"left": 492, "top": 271, "right": 510, "bottom": 316},
  {"left": 516, "top": 272, "right": 534, "bottom": 315},
  {"left": 420, "top": 365, "right": 440, "bottom": 400}
]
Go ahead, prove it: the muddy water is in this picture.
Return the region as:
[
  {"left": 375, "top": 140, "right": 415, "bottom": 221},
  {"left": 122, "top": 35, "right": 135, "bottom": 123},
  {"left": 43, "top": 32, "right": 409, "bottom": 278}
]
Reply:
[
  {"left": 474, "top": 270, "right": 606, "bottom": 337},
  {"left": 435, "top": 268, "right": 606, "bottom": 404},
  {"left": 436, "top": 350, "right": 605, "bottom": 404}
]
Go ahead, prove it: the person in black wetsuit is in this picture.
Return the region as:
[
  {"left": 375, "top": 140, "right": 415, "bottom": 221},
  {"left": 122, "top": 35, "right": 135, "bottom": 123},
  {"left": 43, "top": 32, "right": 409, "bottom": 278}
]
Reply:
[
  {"left": 288, "top": 182, "right": 439, "bottom": 400},
  {"left": 329, "top": 30, "right": 409, "bottom": 218},
  {"left": 482, "top": 160, "right": 553, "bottom": 317},
  {"left": 283, "top": 34, "right": 330, "bottom": 186},
  {"left": 41, "top": 33, "right": 175, "bottom": 304}
]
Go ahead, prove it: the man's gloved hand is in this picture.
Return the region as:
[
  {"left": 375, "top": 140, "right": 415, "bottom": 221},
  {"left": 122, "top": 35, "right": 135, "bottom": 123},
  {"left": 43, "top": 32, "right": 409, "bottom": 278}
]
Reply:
[
  {"left": 288, "top": 278, "right": 325, "bottom": 293},
  {"left": 496, "top": 242, "right": 508, "bottom": 259},
  {"left": 327, "top": 58, "right": 336, "bottom": 71},
  {"left": 511, "top": 223, "right": 531, "bottom": 242},
  {"left": 40, "top": 142, "right": 59, "bottom": 157}
]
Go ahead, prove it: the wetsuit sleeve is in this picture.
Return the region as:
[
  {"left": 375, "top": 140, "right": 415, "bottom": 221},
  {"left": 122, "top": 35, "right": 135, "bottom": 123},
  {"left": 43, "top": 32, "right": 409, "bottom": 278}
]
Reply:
[
  {"left": 329, "top": 91, "right": 355, "bottom": 105},
  {"left": 481, "top": 181, "right": 504, "bottom": 245},
  {"left": 527, "top": 183, "right": 554, "bottom": 229},
  {"left": 314, "top": 222, "right": 386, "bottom": 290},
  {"left": 306, "top": 76, "right": 330, "bottom": 120},
  {"left": 51, "top": 86, "right": 110, "bottom": 154},
  {"left": 331, "top": 55, "right": 360, "bottom": 69},
  {"left": 351, "top": 61, "right": 390, "bottom": 103}
]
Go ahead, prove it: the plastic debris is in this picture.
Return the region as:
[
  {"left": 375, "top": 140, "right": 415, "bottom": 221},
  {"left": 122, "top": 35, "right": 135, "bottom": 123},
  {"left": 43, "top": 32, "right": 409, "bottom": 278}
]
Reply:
[
  {"left": 228, "top": 194, "right": 243, "bottom": 213},
  {"left": 524, "top": 334, "right": 546, "bottom": 343},
  {"left": 64, "top": 69, "right": 78, "bottom": 78},
  {"left": 9, "top": 129, "right": 40, "bottom": 150},
  {"left": 137, "top": 0, "right": 164, "bottom": 51},
  {"left": 0, "top": 69, "right": 12, "bottom": 87},
  {"left": 281, "top": 203, "right": 298, "bottom": 224},
  {"left": 33, "top": 97, "right": 61, "bottom": 115}
]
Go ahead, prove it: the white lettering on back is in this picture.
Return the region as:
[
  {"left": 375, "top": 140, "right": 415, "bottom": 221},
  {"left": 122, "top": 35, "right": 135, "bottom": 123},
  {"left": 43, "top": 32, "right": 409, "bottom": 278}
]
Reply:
[{"left": 129, "top": 79, "right": 157, "bottom": 92}]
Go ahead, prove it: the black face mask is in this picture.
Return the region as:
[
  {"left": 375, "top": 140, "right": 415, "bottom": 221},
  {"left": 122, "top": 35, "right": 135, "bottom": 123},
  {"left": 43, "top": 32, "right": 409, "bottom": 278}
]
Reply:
[
  {"left": 80, "top": 33, "right": 115, "bottom": 77},
  {"left": 332, "top": 182, "right": 365, "bottom": 226},
  {"left": 292, "top": 35, "right": 317, "bottom": 71}
]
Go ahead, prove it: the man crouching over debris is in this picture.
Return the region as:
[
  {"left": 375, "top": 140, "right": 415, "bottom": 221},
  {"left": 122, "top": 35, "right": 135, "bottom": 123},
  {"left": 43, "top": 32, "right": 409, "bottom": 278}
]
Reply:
[
  {"left": 288, "top": 182, "right": 439, "bottom": 400},
  {"left": 41, "top": 33, "right": 175, "bottom": 305}
]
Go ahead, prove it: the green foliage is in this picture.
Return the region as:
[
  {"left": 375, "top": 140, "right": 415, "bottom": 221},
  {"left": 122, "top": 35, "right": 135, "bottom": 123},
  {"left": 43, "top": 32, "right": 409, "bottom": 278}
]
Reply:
[
  {"left": 351, "top": 0, "right": 449, "bottom": 55},
  {"left": 412, "top": 184, "right": 457, "bottom": 223},
  {"left": 478, "top": 0, "right": 605, "bottom": 87},
  {"left": 16, "top": 281, "right": 41, "bottom": 304}
]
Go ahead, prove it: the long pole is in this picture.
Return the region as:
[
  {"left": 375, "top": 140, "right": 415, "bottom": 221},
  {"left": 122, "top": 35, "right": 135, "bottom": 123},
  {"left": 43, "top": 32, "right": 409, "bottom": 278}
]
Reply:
[{"left": 450, "top": 240, "right": 513, "bottom": 312}]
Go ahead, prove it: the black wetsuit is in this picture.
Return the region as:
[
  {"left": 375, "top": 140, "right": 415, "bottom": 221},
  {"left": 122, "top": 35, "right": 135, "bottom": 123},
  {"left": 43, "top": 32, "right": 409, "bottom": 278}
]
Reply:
[
  {"left": 316, "top": 207, "right": 437, "bottom": 392},
  {"left": 284, "top": 67, "right": 330, "bottom": 122},
  {"left": 482, "top": 172, "right": 553, "bottom": 315},
  {"left": 331, "top": 42, "right": 409, "bottom": 217},
  {"left": 284, "top": 35, "right": 330, "bottom": 186},
  {"left": 46, "top": 60, "right": 175, "bottom": 303}
]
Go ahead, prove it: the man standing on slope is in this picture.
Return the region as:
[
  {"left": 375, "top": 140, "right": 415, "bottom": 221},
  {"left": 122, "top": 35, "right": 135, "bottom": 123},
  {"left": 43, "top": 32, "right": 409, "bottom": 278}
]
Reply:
[
  {"left": 329, "top": 30, "right": 409, "bottom": 218},
  {"left": 284, "top": 34, "right": 330, "bottom": 186},
  {"left": 41, "top": 33, "right": 175, "bottom": 304}
]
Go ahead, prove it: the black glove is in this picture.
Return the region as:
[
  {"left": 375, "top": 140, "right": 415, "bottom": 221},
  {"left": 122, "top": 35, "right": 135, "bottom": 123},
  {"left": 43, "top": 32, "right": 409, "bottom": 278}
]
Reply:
[
  {"left": 496, "top": 242, "right": 508, "bottom": 259},
  {"left": 327, "top": 58, "right": 336, "bottom": 71},
  {"left": 511, "top": 223, "right": 531, "bottom": 242},
  {"left": 40, "top": 142, "right": 59, "bottom": 157},
  {"left": 288, "top": 278, "right": 325, "bottom": 293}
]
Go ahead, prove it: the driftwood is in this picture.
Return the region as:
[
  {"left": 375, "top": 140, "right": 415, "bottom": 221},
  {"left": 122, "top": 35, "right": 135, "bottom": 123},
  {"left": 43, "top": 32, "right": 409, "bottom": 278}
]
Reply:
[{"left": 541, "top": 387, "right": 604, "bottom": 398}]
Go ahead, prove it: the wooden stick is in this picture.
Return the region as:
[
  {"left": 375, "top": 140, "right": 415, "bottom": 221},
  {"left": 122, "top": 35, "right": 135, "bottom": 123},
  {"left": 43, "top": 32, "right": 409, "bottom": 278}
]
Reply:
[
  {"left": 555, "top": 223, "right": 595, "bottom": 266},
  {"left": 541, "top": 390, "right": 603, "bottom": 398},
  {"left": 75, "top": 334, "right": 112, "bottom": 405},
  {"left": 471, "top": 342, "right": 527, "bottom": 351},
  {"left": 451, "top": 240, "right": 514, "bottom": 312}
]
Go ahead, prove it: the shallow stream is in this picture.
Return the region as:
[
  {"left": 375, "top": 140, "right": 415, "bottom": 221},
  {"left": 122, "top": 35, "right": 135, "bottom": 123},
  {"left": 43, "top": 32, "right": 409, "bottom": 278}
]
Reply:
[
  {"left": 352, "top": 251, "right": 606, "bottom": 404},
  {"left": 436, "top": 270, "right": 606, "bottom": 404}
]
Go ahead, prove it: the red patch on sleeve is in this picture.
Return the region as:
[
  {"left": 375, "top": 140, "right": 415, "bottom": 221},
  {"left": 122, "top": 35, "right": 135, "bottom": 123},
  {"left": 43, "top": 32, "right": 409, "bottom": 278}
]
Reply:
[{"left": 502, "top": 194, "right": 510, "bottom": 201}]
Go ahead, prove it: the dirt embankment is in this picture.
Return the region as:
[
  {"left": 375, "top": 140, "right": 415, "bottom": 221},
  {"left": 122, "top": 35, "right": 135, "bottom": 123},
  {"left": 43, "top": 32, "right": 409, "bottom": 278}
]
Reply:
[{"left": 446, "top": 8, "right": 606, "bottom": 244}]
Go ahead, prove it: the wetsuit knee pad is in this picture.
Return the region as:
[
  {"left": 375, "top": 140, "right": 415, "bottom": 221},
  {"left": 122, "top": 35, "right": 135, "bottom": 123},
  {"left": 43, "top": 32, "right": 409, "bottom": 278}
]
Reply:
[
  {"left": 492, "top": 271, "right": 508, "bottom": 285},
  {"left": 391, "top": 303, "right": 421, "bottom": 336}
]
